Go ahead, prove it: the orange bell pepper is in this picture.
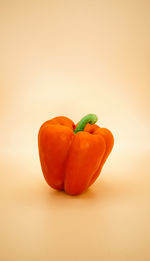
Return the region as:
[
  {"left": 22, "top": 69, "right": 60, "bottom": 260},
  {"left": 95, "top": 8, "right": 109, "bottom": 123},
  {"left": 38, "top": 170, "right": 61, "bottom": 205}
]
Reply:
[{"left": 38, "top": 114, "right": 114, "bottom": 195}]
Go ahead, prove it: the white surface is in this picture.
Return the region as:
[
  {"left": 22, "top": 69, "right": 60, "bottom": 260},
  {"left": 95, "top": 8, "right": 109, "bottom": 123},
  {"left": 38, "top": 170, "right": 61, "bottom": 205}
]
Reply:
[{"left": 1, "top": 153, "right": 150, "bottom": 261}]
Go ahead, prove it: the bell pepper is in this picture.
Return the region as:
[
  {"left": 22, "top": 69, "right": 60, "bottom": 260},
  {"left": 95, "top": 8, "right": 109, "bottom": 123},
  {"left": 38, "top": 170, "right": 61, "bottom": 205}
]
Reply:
[{"left": 38, "top": 114, "right": 114, "bottom": 195}]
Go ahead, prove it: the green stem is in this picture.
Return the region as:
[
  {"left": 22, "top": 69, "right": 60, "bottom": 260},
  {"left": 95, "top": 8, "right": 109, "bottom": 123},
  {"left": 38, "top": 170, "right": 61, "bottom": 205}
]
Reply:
[{"left": 74, "top": 114, "right": 98, "bottom": 134}]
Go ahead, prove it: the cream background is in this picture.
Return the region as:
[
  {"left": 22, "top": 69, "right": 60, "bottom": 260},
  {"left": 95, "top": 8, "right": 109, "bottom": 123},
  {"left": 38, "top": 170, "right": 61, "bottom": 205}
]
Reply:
[{"left": 0, "top": 1, "right": 150, "bottom": 260}]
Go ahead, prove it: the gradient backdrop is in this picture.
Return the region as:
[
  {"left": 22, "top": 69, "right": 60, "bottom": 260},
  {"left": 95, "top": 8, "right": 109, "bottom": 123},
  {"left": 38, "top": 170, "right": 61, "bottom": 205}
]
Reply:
[{"left": 0, "top": 1, "right": 150, "bottom": 261}]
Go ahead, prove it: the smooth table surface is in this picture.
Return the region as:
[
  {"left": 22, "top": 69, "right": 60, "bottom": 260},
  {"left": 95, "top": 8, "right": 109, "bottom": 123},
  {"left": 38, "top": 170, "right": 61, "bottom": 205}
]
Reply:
[{"left": 1, "top": 152, "right": 150, "bottom": 261}]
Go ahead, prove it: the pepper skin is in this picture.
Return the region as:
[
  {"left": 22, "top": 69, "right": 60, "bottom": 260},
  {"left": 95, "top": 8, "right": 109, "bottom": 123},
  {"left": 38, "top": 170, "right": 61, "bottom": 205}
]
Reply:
[{"left": 38, "top": 114, "right": 114, "bottom": 195}]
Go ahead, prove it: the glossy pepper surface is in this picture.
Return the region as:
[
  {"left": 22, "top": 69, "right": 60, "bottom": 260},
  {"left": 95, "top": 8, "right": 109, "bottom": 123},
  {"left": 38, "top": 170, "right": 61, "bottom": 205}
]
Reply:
[{"left": 38, "top": 114, "right": 114, "bottom": 195}]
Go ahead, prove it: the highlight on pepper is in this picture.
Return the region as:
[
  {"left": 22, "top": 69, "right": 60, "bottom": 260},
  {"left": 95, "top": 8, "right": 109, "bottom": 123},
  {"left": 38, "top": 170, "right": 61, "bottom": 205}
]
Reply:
[{"left": 38, "top": 114, "right": 114, "bottom": 195}]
